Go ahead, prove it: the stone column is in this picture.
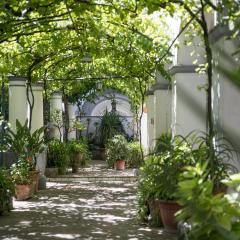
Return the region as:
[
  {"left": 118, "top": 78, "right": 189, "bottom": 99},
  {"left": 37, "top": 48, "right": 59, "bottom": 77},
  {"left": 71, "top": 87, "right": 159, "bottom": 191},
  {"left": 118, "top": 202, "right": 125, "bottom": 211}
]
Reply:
[
  {"left": 145, "top": 90, "right": 155, "bottom": 151},
  {"left": 140, "top": 103, "right": 148, "bottom": 151},
  {"left": 153, "top": 82, "right": 172, "bottom": 143},
  {"left": 211, "top": 27, "right": 240, "bottom": 171},
  {"left": 170, "top": 31, "right": 207, "bottom": 137},
  {"left": 29, "top": 82, "right": 47, "bottom": 175},
  {"left": 68, "top": 103, "right": 76, "bottom": 141},
  {"left": 9, "top": 76, "right": 27, "bottom": 131},
  {"left": 30, "top": 82, "right": 44, "bottom": 133},
  {"left": 50, "top": 92, "right": 63, "bottom": 141}
]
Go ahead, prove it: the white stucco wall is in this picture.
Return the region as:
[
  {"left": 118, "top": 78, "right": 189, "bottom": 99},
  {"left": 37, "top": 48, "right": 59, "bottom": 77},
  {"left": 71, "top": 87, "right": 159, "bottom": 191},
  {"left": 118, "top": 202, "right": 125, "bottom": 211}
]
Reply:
[
  {"left": 154, "top": 89, "right": 172, "bottom": 142},
  {"left": 146, "top": 94, "right": 155, "bottom": 151},
  {"left": 172, "top": 73, "right": 207, "bottom": 137}
]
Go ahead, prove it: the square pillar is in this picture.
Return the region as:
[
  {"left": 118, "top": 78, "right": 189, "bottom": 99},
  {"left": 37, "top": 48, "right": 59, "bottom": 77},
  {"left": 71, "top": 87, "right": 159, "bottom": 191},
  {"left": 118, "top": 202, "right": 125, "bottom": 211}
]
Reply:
[
  {"left": 171, "top": 30, "right": 207, "bottom": 137},
  {"left": 50, "top": 92, "right": 63, "bottom": 141},
  {"left": 68, "top": 103, "right": 76, "bottom": 140},
  {"left": 145, "top": 90, "right": 155, "bottom": 151},
  {"left": 8, "top": 76, "right": 27, "bottom": 131},
  {"left": 153, "top": 83, "right": 172, "bottom": 143}
]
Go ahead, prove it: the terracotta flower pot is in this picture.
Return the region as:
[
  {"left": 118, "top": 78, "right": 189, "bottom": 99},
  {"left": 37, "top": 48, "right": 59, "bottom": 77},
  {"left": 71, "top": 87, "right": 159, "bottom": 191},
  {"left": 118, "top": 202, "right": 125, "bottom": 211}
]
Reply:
[
  {"left": 15, "top": 184, "right": 32, "bottom": 201},
  {"left": 115, "top": 160, "right": 125, "bottom": 170},
  {"left": 159, "top": 200, "right": 181, "bottom": 233}
]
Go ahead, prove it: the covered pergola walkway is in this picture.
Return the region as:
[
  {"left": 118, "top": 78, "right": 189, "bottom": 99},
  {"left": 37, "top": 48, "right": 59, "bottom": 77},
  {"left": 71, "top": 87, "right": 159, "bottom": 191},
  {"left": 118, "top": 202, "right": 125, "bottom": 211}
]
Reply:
[{"left": 0, "top": 162, "right": 176, "bottom": 240}]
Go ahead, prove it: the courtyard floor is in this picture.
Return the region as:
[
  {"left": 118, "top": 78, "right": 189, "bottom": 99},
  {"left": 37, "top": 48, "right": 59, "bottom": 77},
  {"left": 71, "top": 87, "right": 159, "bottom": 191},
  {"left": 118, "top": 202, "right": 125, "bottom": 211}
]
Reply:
[{"left": 0, "top": 161, "right": 177, "bottom": 240}]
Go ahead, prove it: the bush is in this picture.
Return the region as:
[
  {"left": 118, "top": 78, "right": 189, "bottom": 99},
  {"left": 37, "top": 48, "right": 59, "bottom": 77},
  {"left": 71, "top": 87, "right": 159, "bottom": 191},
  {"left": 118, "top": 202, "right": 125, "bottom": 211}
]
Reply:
[
  {"left": 137, "top": 155, "right": 163, "bottom": 223},
  {"left": 68, "top": 139, "right": 91, "bottom": 168},
  {"left": 137, "top": 135, "right": 197, "bottom": 224},
  {"left": 126, "top": 141, "right": 143, "bottom": 168},
  {"left": 10, "top": 159, "right": 32, "bottom": 185},
  {"left": 98, "top": 111, "right": 125, "bottom": 147},
  {"left": 0, "top": 168, "right": 14, "bottom": 214},
  {"left": 177, "top": 164, "right": 240, "bottom": 240},
  {"left": 153, "top": 132, "right": 172, "bottom": 155},
  {"left": 47, "top": 140, "right": 69, "bottom": 174}
]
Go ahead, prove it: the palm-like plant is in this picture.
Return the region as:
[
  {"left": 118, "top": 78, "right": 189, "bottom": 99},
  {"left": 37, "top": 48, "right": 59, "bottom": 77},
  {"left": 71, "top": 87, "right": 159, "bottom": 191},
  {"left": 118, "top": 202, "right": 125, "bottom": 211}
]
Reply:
[
  {"left": 5, "top": 120, "right": 45, "bottom": 168},
  {"left": 98, "top": 110, "right": 125, "bottom": 147}
]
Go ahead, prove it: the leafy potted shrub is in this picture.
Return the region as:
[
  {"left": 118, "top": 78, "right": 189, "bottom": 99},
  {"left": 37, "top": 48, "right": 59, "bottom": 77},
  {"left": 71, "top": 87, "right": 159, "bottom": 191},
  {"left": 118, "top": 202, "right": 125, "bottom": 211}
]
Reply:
[
  {"left": 126, "top": 141, "right": 143, "bottom": 168},
  {"left": 106, "top": 134, "right": 128, "bottom": 170},
  {"left": 176, "top": 164, "right": 240, "bottom": 240},
  {"left": 140, "top": 137, "right": 195, "bottom": 232},
  {"left": 153, "top": 132, "right": 172, "bottom": 154},
  {"left": 0, "top": 169, "right": 14, "bottom": 214},
  {"left": 154, "top": 132, "right": 236, "bottom": 233},
  {"left": 98, "top": 111, "right": 125, "bottom": 160},
  {"left": 68, "top": 139, "right": 91, "bottom": 173},
  {"left": 10, "top": 159, "right": 33, "bottom": 201},
  {"left": 5, "top": 120, "right": 45, "bottom": 166},
  {"left": 137, "top": 155, "right": 163, "bottom": 227},
  {"left": 5, "top": 120, "right": 45, "bottom": 192},
  {"left": 46, "top": 140, "right": 69, "bottom": 175}
]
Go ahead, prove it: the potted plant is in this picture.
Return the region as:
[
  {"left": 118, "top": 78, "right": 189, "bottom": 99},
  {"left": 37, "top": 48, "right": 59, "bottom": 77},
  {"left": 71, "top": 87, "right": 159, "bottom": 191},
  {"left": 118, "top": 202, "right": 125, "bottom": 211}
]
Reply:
[
  {"left": 98, "top": 111, "right": 125, "bottom": 160},
  {"left": 5, "top": 120, "right": 46, "bottom": 192},
  {"left": 0, "top": 169, "right": 14, "bottom": 215},
  {"left": 106, "top": 134, "right": 128, "bottom": 170},
  {"left": 149, "top": 136, "right": 196, "bottom": 233},
  {"left": 154, "top": 132, "right": 236, "bottom": 233},
  {"left": 126, "top": 141, "right": 143, "bottom": 168},
  {"left": 46, "top": 140, "right": 69, "bottom": 175},
  {"left": 68, "top": 139, "right": 91, "bottom": 173},
  {"left": 10, "top": 159, "right": 33, "bottom": 201},
  {"left": 176, "top": 164, "right": 240, "bottom": 239},
  {"left": 138, "top": 155, "right": 163, "bottom": 227}
]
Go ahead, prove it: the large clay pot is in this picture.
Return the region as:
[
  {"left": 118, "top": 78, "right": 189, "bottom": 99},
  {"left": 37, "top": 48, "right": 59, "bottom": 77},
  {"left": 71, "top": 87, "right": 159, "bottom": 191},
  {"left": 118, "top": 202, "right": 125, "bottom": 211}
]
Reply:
[
  {"left": 159, "top": 200, "right": 181, "bottom": 233},
  {"left": 115, "top": 160, "right": 125, "bottom": 170},
  {"left": 29, "top": 170, "right": 40, "bottom": 193},
  {"left": 15, "top": 184, "right": 32, "bottom": 201}
]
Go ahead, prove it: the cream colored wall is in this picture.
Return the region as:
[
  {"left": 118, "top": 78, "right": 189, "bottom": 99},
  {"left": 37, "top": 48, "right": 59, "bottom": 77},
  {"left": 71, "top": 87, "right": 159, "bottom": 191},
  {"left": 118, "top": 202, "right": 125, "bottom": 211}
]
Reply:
[
  {"left": 146, "top": 94, "right": 155, "bottom": 151},
  {"left": 30, "top": 84, "right": 44, "bottom": 133},
  {"left": 172, "top": 73, "right": 207, "bottom": 137},
  {"left": 68, "top": 103, "right": 76, "bottom": 140},
  {"left": 154, "top": 89, "right": 172, "bottom": 142},
  {"left": 213, "top": 37, "right": 240, "bottom": 170},
  {"left": 50, "top": 92, "right": 63, "bottom": 141},
  {"left": 9, "top": 78, "right": 28, "bottom": 132}
]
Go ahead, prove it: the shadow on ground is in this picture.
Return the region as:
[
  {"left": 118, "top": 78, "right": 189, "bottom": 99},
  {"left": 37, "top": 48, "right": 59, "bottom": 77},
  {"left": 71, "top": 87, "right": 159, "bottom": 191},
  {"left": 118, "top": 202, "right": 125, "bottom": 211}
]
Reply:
[{"left": 0, "top": 181, "right": 176, "bottom": 240}]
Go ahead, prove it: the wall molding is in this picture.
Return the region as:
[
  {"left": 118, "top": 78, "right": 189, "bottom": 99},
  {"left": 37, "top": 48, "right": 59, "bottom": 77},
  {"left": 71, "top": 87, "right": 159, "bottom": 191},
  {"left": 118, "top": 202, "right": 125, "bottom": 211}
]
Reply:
[
  {"left": 170, "top": 65, "right": 198, "bottom": 75},
  {"left": 209, "top": 24, "right": 232, "bottom": 43}
]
